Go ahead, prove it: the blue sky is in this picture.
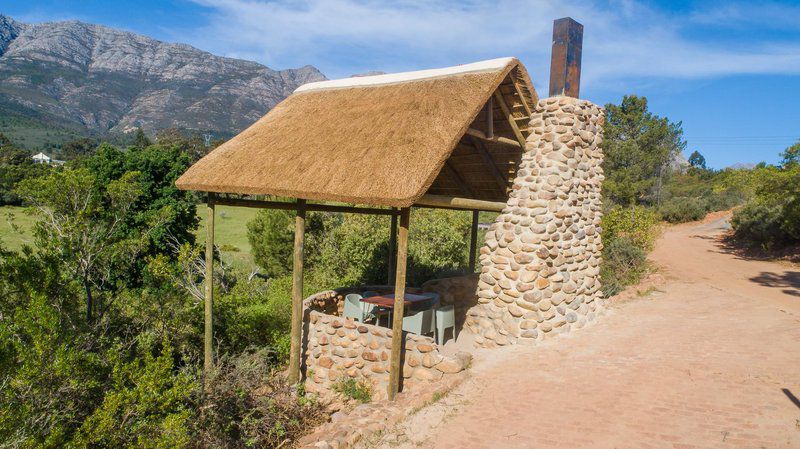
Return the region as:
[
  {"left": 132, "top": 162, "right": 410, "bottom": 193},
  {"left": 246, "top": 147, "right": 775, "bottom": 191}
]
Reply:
[{"left": 2, "top": 0, "right": 799, "bottom": 168}]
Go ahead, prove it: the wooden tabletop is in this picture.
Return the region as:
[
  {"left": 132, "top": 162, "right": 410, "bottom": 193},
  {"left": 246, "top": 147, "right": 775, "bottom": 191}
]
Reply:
[{"left": 360, "top": 293, "right": 430, "bottom": 308}]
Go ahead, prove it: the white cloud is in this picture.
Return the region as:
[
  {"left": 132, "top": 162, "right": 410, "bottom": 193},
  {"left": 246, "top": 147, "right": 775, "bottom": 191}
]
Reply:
[{"left": 181, "top": 0, "right": 800, "bottom": 90}]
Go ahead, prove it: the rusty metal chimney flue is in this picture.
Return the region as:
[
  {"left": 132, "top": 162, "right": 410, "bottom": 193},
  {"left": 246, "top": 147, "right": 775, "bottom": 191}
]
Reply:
[{"left": 548, "top": 17, "right": 583, "bottom": 98}]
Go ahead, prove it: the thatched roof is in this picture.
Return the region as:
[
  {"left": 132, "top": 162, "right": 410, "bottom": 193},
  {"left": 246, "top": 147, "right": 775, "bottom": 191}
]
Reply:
[{"left": 176, "top": 57, "right": 538, "bottom": 207}]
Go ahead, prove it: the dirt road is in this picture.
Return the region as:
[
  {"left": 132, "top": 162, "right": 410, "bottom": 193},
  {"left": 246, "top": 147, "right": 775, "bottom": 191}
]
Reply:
[{"left": 374, "top": 214, "right": 800, "bottom": 448}]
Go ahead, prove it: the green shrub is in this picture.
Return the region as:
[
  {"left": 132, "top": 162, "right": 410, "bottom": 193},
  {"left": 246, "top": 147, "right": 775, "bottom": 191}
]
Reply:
[
  {"left": 600, "top": 236, "right": 648, "bottom": 297},
  {"left": 658, "top": 197, "right": 706, "bottom": 223},
  {"left": 704, "top": 188, "right": 747, "bottom": 212},
  {"left": 198, "top": 349, "right": 328, "bottom": 448},
  {"left": 247, "top": 209, "right": 331, "bottom": 278},
  {"left": 219, "top": 243, "right": 240, "bottom": 252},
  {"left": 332, "top": 378, "right": 372, "bottom": 403},
  {"left": 730, "top": 162, "right": 800, "bottom": 249},
  {"left": 731, "top": 201, "right": 789, "bottom": 250},
  {"left": 74, "top": 342, "right": 196, "bottom": 449},
  {"left": 214, "top": 275, "right": 293, "bottom": 361},
  {"left": 600, "top": 206, "right": 658, "bottom": 297},
  {"left": 601, "top": 206, "right": 659, "bottom": 251}
]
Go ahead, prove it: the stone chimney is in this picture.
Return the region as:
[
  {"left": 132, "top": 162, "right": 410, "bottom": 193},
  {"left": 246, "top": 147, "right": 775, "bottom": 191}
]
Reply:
[{"left": 464, "top": 18, "right": 606, "bottom": 347}]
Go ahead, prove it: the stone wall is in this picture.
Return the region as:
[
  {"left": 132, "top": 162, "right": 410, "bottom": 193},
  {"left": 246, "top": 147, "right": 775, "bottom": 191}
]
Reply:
[
  {"left": 466, "top": 96, "right": 606, "bottom": 347},
  {"left": 303, "top": 291, "right": 470, "bottom": 401}
]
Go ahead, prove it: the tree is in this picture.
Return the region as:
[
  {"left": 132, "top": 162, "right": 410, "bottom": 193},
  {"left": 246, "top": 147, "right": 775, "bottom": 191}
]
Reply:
[
  {"left": 61, "top": 137, "right": 98, "bottom": 160},
  {"left": 15, "top": 168, "right": 162, "bottom": 322},
  {"left": 247, "top": 209, "right": 330, "bottom": 278},
  {"left": 601, "top": 95, "right": 686, "bottom": 205},
  {"left": 155, "top": 127, "right": 215, "bottom": 162},
  {"left": 688, "top": 150, "right": 707, "bottom": 169},
  {"left": 781, "top": 140, "right": 800, "bottom": 168},
  {"left": 133, "top": 127, "right": 151, "bottom": 149},
  {"left": 81, "top": 143, "right": 199, "bottom": 277},
  {"left": 0, "top": 140, "right": 48, "bottom": 205},
  {"left": 249, "top": 208, "right": 473, "bottom": 288}
]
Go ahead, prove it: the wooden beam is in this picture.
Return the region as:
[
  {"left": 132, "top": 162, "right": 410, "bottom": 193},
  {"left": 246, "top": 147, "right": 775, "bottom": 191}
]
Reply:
[
  {"left": 212, "top": 196, "right": 397, "bottom": 215},
  {"left": 485, "top": 96, "right": 494, "bottom": 139},
  {"left": 469, "top": 210, "right": 479, "bottom": 273},
  {"left": 465, "top": 128, "right": 521, "bottom": 148},
  {"left": 494, "top": 91, "right": 528, "bottom": 149},
  {"left": 203, "top": 194, "right": 215, "bottom": 392},
  {"left": 388, "top": 210, "right": 397, "bottom": 284},
  {"left": 415, "top": 194, "right": 506, "bottom": 212},
  {"left": 443, "top": 160, "right": 475, "bottom": 197},
  {"left": 388, "top": 207, "right": 410, "bottom": 401},
  {"left": 467, "top": 135, "right": 509, "bottom": 196},
  {"left": 288, "top": 199, "right": 306, "bottom": 384}
]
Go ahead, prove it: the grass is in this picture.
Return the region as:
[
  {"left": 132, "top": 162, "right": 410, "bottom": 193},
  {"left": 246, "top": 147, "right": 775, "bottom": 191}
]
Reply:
[
  {"left": 0, "top": 205, "right": 260, "bottom": 272},
  {"left": 0, "top": 206, "right": 37, "bottom": 251},
  {"left": 196, "top": 205, "right": 259, "bottom": 273},
  {"left": 331, "top": 378, "right": 372, "bottom": 403}
]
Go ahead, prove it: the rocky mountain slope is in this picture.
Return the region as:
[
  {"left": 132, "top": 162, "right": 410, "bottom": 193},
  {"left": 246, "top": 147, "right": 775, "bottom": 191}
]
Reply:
[{"left": 0, "top": 14, "right": 325, "bottom": 139}]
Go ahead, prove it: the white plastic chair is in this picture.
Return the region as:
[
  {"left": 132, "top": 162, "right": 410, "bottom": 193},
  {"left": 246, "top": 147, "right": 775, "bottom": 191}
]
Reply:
[
  {"left": 402, "top": 307, "right": 435, "bottom": 337},
  {"left": 435, "top": 304, "right": 456, "bottom": 345},
  {"left": 343, "top": 293, "right": 364, "bottom": 322}
]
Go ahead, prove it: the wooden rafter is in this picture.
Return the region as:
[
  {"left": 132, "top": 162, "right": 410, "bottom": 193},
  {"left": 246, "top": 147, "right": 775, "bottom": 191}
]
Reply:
[
  {"left": 510, "top": 73, "right": 533, "bottom": 116},
  {"left": 493, "top": 90, "right": 528, "bottom": 149},
  {"left": 485, "top": 96, "right": 494, "bottom": 139},
  {"left": 467, "top": 135, "right": 509, "bottom": 196}
]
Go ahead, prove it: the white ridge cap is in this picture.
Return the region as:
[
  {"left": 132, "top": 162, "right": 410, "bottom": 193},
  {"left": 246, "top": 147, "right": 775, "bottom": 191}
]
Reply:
[{"left": 295, "top": 57, "right": 516, "bottom": 93}]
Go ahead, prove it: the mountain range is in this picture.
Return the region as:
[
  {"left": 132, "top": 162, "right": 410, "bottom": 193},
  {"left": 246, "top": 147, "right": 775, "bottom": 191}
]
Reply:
[{"left": 0, "top": 14, "right": 326, "bottom": 147}]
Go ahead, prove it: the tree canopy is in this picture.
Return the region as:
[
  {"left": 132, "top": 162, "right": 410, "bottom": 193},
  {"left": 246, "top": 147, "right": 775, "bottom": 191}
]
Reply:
[{"left": 601, "top": 95, "right": 686, "bottom": 206}]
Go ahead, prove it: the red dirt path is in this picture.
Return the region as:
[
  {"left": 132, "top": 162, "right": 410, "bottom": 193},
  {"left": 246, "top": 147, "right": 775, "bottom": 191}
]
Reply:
[{"left": 374, "top": 213, "right": 800, "bottom": 448}]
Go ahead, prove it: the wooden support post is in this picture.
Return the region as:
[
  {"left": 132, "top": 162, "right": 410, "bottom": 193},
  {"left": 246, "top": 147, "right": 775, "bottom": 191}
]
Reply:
[
  {"left": 203, "top": 194, "right": 215, "bottom": 391},
  {"left": 388, "top": 210, "right": 398, "bottom": 284},
  {"left": 388, "top": 208, "right": 410, "bottom": 401},
  {"left": 548, "top": 17, "right": 583, "bottom": 98},
  {"left": 469, "top": 210, "right": 479, "bottom": 273},
  {"left": 288, "top": 199, "right": 306, "bottom": 384}
]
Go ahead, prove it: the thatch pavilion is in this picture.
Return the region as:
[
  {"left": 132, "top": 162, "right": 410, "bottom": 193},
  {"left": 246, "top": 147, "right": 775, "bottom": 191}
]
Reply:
[{"left": 176, "top": 56, "right": 538, "bottom": 399}]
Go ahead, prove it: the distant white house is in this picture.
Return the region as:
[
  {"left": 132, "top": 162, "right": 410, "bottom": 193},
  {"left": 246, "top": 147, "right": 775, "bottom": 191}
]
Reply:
[
  {"left": 32, "top": 152, "right": 51, "bottom": 164},
  {"left": 31, "top": 152, "right": 65, "bottom": 166}
]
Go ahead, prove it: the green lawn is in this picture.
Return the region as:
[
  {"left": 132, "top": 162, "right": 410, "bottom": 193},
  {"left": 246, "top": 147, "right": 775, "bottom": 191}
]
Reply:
[
  {"left": 0, "top": 204, "right": 260, "bottom": 272},
  {"left": 0, "top": 206, "right": 37, "bottom": 251},
  {"left": 196, "top": 205, "right": 259, "bottom": 273}
]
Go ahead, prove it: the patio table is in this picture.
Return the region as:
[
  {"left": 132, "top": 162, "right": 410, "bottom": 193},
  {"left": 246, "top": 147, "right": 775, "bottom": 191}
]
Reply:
[{"left": 360, "top": 293, "right": 430, "bottom": 309}]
